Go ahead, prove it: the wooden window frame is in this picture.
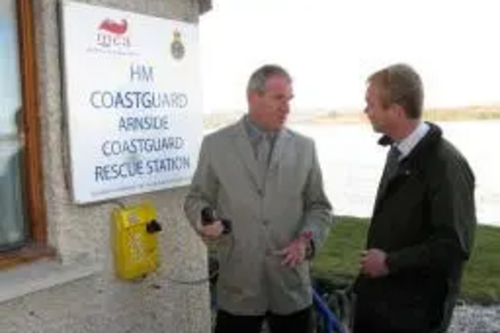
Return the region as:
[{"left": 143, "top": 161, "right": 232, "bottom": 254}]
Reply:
[{"left": 0, "top": 0, "right": 55, "bottom": 269}]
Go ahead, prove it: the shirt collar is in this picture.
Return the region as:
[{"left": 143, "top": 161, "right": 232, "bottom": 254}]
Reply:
[
  {"left": 244, "top": 115, "right": 263, "bottom": 139},
  {"left": 394, "top": 122, "right": 430, "bottom": 159},
  {"left": 243, "top": 115, "right": 278, "bottom": 141}
]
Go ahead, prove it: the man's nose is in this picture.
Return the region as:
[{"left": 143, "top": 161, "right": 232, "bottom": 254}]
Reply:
[{"left": 281, "top": 102, "right": 290, "bottom": 113}]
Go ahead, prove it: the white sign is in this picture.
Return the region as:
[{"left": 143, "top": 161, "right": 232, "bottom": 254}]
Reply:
[{"left": 60, "top": 1, "right": 203, "bottom": 203}]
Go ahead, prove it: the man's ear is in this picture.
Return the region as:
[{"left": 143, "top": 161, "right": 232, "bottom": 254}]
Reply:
[
  {"left": 247, "top": 91, "right": 262, "bottom": 106},
  {"left": 392, "top": 103, "right": 406, "bottom": 119}
]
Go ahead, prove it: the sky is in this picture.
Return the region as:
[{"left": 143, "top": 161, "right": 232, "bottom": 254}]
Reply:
[{"left": 199, "top": 0, "right": 500, "bottom": 113}]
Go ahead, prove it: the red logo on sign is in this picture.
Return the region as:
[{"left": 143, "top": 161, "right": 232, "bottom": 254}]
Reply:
[
  {"left": 96, "top": 18, "right": 131, "bottom": 48},
  {"left": 99, "top": 19, "right": 128, "bottom": 35}
]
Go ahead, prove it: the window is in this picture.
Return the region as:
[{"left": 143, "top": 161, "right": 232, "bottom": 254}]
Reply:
[
  {"left": 0, "top": 0, "right": 53, "bottom": 269},
  {"left": 1, "top": 0, "right": 26, "bottom": 251}
]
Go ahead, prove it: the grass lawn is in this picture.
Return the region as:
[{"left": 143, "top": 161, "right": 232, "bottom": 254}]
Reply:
[{"left": 311, "top": 216, "right": 500, "bottom": 305}]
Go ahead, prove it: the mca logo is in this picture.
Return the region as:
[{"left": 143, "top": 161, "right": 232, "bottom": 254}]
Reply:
[
  {"left": 96, "top": 18, "right": 131, "bottom": 48},
  {"left": 99, "top": 18, "right": 128, "bottom": 35}
]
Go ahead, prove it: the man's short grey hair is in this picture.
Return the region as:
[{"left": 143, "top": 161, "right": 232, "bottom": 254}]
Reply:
[{"left": 246, "top": 64, "right": 292, "bottom": 95}]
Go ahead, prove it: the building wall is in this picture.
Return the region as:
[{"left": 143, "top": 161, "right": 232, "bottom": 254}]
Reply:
[{"left": 0, "top": 1, "right": 210, "bottom": 332}]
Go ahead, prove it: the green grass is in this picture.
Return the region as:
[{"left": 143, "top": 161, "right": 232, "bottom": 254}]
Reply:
[{"left": 312, "top": 216, "right": 500, "bottom": 305}]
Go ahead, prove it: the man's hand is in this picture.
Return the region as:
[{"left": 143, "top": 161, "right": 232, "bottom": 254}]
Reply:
[
  {"left": 274, "top": 232, "right": 312, "bottom": 267},
  {"left": 199, "top": 220, "right": 224, "bottom": 240},
  {"left": 360, "top": 248, "right": 389, "bottom": 278}
]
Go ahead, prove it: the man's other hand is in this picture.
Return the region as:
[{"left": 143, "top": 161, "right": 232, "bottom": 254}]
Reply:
[
  {"left": 360, "top": 248, "right": 389, "bottom": 278},
  {"left": 274, "top": 232, "right": 312, "bottom": 267}
]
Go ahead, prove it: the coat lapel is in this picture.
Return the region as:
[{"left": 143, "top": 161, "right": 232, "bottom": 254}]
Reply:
[
  {"left": 230, "top": 119, "right": 293, "bottom": 190},
  {"left": 231, "top": 119, "right": 260, "bottom": 189},
  {"left": 373, "top": 169, "right": 392, "bottom": 211},
  {"left": 373, "top": 136, "right": 394, "bottom": 211},
  {"left": 269, "top": 129, "right": 292, "bottom": 172},
  {"left": 374, "top": 158, "right": 410, "bottom": 212}
]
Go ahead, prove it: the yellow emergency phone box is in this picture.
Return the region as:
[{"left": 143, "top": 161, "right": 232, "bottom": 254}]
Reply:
[{"left": 111, "top": 201, "right": 162, "bottom": 280}]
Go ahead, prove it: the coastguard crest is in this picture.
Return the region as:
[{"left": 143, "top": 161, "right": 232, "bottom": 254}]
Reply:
[{"left": 170, "top": 29, "right": 185, "bottom": 60}]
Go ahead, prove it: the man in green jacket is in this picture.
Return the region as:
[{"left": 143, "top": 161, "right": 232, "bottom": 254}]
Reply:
[{"left": 353, "top": 63, "right": 477, "bottom": 333}]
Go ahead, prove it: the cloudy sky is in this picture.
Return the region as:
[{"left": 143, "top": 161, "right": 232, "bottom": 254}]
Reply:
[{"left": 199, "top": 0, "right": 500, "bottom": 112}]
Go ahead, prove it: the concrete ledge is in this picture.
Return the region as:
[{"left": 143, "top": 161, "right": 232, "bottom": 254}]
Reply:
[{"left": 0, "top": 258, "right": 100, "bottom": 304}]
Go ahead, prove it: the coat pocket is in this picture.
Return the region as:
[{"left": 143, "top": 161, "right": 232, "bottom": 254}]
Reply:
[{"left": 266, "top": 258, "right": 310, "bottom": 290}]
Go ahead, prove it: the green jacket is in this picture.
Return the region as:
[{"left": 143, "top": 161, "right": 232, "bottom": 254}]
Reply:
[{"left": 355, "top": 123, "right": 476, "bottom": 332}]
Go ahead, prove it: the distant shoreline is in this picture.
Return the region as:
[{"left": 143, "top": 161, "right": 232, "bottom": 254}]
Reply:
[
  {"left": 204, "top": 106, "right": 500, "bottom": 129},
  {"left": 312, "top": 106, "right": 500, "bottom": 124}
]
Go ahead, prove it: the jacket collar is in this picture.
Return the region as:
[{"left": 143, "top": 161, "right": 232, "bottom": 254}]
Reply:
[
  {"left": 377, "top": 122, "right": 443, "bottom": 160},
  {"left": 230, "top": 117, "right": 292, "bottom": 190},
  {"left": 372, "top": 122, "right": 443, "bottom": 211}
]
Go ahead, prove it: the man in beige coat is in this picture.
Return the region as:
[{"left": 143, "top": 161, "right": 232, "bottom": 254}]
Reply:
[{"left": 184, "top": 64, "right": 333, "bottom": 333}]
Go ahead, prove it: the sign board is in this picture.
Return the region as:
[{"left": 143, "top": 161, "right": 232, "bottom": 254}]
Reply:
[{"left": 60, "top": 1, "right": 203, "bottom": 203}]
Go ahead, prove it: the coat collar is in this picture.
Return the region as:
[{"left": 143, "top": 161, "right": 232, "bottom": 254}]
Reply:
[
  {"left": 230, "top": 117, "right": 292, "bottom": 189},
  {"left": 377, "top": 122, "right": 443, "bottom": 162},
  {"left": 373, "top": 122, "right": 443, "bottom": 210}
]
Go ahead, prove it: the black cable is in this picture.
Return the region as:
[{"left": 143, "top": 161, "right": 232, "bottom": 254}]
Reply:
[
  {"left": 161, "top": 207, "right": 234, "bottom": 285},
  {"left": 163, "top": 232, "right": 235, "bottom": 285},
  {"left": 109, "top": 202, "right": 234, "bottom": 285}
]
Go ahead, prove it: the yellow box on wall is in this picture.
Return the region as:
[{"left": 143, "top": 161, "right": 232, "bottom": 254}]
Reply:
[{"left": 111, "top": 201, "right": 162, "bottom": 280}]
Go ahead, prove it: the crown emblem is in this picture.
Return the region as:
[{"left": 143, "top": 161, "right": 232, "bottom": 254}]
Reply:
[{"left": 171, "top": 29, "right": 185, "bottom": 60}]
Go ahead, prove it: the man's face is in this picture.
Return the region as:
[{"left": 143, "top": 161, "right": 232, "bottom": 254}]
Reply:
[
  {"left": 364, "top": 83, "right": 397, "bottom": 134},
  {"left": 249, "top": 75, "right": 293, "bottom": 131}
]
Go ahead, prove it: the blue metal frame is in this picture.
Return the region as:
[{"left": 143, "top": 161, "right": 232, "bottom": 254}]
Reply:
[
  {"left": 313, "top": 288, "right": 346, "bottom": 333},
  {"left": 210, "top": 286, "right": 345, "bottom": 333}
]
